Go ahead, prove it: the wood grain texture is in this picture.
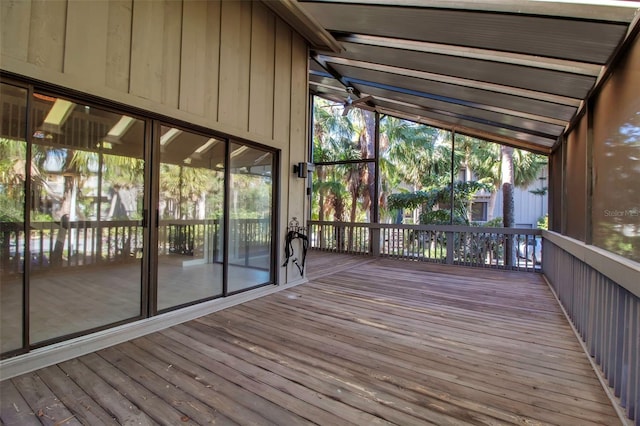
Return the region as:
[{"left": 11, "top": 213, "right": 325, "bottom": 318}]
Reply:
[
  {"left": 202, "top": 0, "right": 222, "bottom": 122},
  {"left": 11, "top": 372, "right": 81, "bottom": 425},
  {"left": 179, "top": 0, "right": 209, "bottom": 115},
  {"left": 0, "top": 253, "right": 619, "bottom": 425},
  {"left": 129, "top": 0, "right": 163, "bottom": 101},
  {"left": 248, "top": 1, "right": 275, "bottom": 138},
  {"left": 289, "top": 33, "right": 307, "bottom": 154},
  {"left": 272, "top": 17, "right": 292, "bottom": 145},
  {"left": 0, "top": 0, "right": 32, "bottom": 62},
  {"left": 130, "top": 0, "right": 181, "bottom": 106},
  {"left": 27, "top": 0, "right": 66, "bottom": 71},
  {"left": 105, "top": 0, "right": 132, "bottom": 93},
  {"left": 0, "top": 379, "right": 40, "bottom": 426},
  {"left": 64, "top": 0, "right": 109, "bottom": 86},
  {"left": 160, "top": 0, "right": 181, "bottom": 108},
  {"left": 218, "top": 0, "right": 251, "bottom": 131},
  {"left": 2, "top": 0, "right": 302, "bottom": 149}
]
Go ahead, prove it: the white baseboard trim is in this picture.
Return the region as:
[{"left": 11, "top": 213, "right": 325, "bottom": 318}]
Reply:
[{"left": 0, "top": 277, "right": 308, "bottom": 381}]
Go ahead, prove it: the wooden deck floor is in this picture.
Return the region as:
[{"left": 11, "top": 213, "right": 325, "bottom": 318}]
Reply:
[{"left": 0, "top": 252, "right": 619, "bottom": 425}]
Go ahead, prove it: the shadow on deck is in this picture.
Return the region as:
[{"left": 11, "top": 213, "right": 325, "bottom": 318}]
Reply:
[{"left": 0, "top": 252, "right": 619, "bottom": 425}]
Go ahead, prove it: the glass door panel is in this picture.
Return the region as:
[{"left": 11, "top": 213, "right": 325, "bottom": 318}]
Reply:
[
  {"left": 157, "top": 126, "right": 224, "bottom": 310},
  {"left": 227, "top": 143, "right": 273, "bottom": 293},
  {"left": 0, "top": 83, "right": 28, "bottom": 354},
  {"left": 29, "top": 94, "right": 145, "bottom": 344}
]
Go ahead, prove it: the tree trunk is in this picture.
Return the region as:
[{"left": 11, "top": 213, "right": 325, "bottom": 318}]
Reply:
[
  {"left": 464, "top": 149, "right": 473, "bottom": 222},
  {"left": 487, "top": 191, "right": 498, "bottom": 222},
  {"left": 349, "top": 190, "right": 357, "bottom": 250},
  {"left": 501, "top": 146, "right": 515, "bottom": 266},
  {"left": 318, "top": 192, "right": 325, "bottom": 222},
  {"left": 362, "top": 111, "right": 376, "bottom": 222}
]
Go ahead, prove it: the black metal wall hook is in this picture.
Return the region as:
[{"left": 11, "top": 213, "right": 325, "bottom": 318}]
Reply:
[{"left": 282, "top": 217, "right": 308, "bottom": 276}]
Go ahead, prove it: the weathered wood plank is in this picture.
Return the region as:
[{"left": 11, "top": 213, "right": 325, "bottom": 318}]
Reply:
[
  {"left": 36, "top": 365, "right": 117, "bottom": 425},
  {"left": 137, "top": 333, "right": 329, "bottom": 425},
  {"left": 166, "top": 324, "right": 390, "bottom": 426},
  {"left": 11, "top": 373, "right": 81, "bottom": 426},
  {"left": 215, "top": 303, "right": 615, "bottom": 424},
  {"left": 127, "top": 337, "right": 308, "bottom": 426},
  {"left": 0, "top": 379, "right": 41, "bottom": 426},
  {"left": 303, "top": 282, "right": 589, "bottom": 362},
  {"left": 0, "top": 254, "right": 621, "bottom": 426},
  {"left": 227, "top": 298, "right": 616, "bottom": 417},
  {"left": 233, "top": 296, "right": 608, "bottom": 402},
  {"left": 97, "top": 345, "right": 233, "bottom": 426},
  {"left": 189, "top": 316, "right": 490, "bottom": 425},
  {"left": 57, "top": 358, "right": 155, "bottom": 426},
  {"left": 195, "top": 310, "right": 532, "bottom": 426},
  {"left": 80, "top": 351, "right": 195, "bottom": 426}
]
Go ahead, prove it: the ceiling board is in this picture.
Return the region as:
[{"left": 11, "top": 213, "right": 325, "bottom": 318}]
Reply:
[
  {"left": 335, "top": 41, "right": 596, "bottom": 99},
  {"left": 300, "top": 2, "right": 629, "bottom": 63},
  {"left": 285, "top": 0, "right": 640, "bottom": 152},
  {"left": 349, "top": 83, "right": 566, "bottom": 136},
  {"left": 330, "top": 63, "right": 578, "bottom": 121}
]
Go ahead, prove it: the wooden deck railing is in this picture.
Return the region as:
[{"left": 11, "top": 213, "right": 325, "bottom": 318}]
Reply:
[
  {"left": 543, "top": 232, "right": 639, "bottom": 424},
  {"left": 308, "top": 221, "right": 542, "bottom": 272},
  {"left": 1, "top": 220, "right": 145, "bottom": 274},
  {"left": 1, "top": 218, "right": 271, "bottom": 275}
]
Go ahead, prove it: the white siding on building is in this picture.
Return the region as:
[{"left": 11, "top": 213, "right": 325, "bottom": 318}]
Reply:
[{"left": 491, "top": 166, "right": 548, "bottom": 228}]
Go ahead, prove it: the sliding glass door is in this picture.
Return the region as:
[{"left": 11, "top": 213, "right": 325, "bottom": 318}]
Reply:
[
  {"left": 227, "top": 143, "right": 274, "bottom": 293},
  {"left": 28, "top": 92, "right": 147, "bottom": 344},
  {"left": 0, "top": 78, "right": 278, "bottom": 357},
  {"left": 156, "top": 126, "right": 225, "bottom": 310}
]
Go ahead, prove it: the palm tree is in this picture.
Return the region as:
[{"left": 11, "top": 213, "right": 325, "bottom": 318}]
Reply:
[
  {"left": 380, "top": 117, "right": 450, "bottom": 223},
  {"left": 455, "top": 134, "right": 547, "bottom": 223},
  {"left": 0, "top": 137, "right": 27, "bottom": 221},
  {"left": 312, "top": 98, "right": 356, "bottom": 223},
  {"left": 381, "top": 117, "right": 447, "bottom": 188}
]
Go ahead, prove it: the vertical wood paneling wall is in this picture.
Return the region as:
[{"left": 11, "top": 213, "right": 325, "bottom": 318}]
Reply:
[
  {"left": 0, "top": 0, "right": 306, "bottom": 146},
  {"left": 0, "top": 0, "right": 310, "bottom": 283}
]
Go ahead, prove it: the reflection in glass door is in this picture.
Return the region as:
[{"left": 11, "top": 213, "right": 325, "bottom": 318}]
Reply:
[
  {"left": 0, "top": 83, "right": 28, "bottom": 354},
  {"left": 28, "top": 94, "right": 146, "bottom": 344},
  {"left": 227, "top": 143, "right": 274, "bottom": 293},
  {"left": 157, "top": 126, "right": 225, "bottom": 310}
]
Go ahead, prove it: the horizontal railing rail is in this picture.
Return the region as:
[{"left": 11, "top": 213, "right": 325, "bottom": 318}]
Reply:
[
  {"left": 2, "top": 220, "right": 144, "bottom": 274},
  {"left": 308, "top": 221, "right": 542, "bottom": 272},
  {"left": 543, "top": 232, "right": 639, "bottom": 424},
  {"left": 1, "top": 218, "right": 271, "bottom": 275}
]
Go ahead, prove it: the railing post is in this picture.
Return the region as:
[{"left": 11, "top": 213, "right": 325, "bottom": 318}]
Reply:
[
  {"left": 371, "top": 227, "right": 380, "bottom": 257},
  {"left": 244, "top": 220, "right": 250, "bottom": 266},
  {"left": 445, "top": 231, "right": 454, "bottom": 264}
]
